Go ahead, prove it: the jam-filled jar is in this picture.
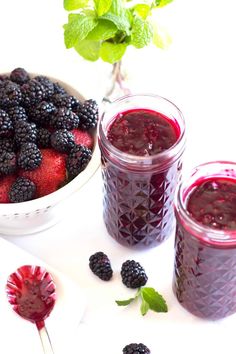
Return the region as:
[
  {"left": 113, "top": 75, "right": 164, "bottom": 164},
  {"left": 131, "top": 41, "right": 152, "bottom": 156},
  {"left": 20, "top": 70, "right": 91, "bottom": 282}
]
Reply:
[
  {"left": 173, "top": 161, "right": 236, "bottom": 320},
  {"left": 99, "top": 94, "right": 186, "bottom": 248}
]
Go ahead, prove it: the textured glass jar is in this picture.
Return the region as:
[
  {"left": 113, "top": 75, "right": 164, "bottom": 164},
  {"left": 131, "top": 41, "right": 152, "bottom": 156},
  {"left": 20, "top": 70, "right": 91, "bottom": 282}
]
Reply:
[
  {"left": 98, "top": 94, "right": 186, "bottom": 248},
  {"left": 173, "top": 161, "right": 236, "bottom": 320}
]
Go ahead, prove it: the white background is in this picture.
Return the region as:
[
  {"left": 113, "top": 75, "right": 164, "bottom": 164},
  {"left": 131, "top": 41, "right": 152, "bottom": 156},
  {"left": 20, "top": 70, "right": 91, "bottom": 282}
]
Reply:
[{"left": 0, "top": 0, "right": 236, "bottom": 353}]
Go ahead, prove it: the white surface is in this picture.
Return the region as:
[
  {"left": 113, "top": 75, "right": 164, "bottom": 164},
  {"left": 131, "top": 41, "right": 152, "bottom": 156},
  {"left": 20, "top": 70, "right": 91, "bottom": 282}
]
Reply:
[
  {"left": 0, "top": 237, "right": 86, "bottom": 354},
  {"left": 1, "top": 0, "right": 236, "bottom": 353}
]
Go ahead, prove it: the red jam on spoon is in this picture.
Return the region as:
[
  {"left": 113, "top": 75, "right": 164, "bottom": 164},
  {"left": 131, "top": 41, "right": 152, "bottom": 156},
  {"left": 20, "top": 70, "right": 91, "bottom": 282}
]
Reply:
[{"left": 6, "top": 265, "right": 56, "bottom": 353}]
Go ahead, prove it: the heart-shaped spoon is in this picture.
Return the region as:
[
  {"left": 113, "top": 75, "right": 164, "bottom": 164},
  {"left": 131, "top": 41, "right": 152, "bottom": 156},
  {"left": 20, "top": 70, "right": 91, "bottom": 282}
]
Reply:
[{"left": 6, "top": 265, "right": 56, "bottom": 354}]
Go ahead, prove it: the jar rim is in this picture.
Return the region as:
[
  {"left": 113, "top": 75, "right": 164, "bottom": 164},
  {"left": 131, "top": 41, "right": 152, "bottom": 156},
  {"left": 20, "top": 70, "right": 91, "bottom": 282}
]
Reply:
[
  {"left": 99, "top": 93, "right": 186, "bottom": 171},
  {"left": 176, "top": 160, "right": 236, "bottom": 245}
]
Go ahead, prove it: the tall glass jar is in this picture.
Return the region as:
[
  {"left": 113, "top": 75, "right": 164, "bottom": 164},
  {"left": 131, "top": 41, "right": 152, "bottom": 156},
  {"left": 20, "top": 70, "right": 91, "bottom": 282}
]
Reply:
[
  {"left": 173, "top": 161, "right": 236, "bottom": 320},
  {"left": 98, "top": 94, "right": 186, "bottom": 248}
]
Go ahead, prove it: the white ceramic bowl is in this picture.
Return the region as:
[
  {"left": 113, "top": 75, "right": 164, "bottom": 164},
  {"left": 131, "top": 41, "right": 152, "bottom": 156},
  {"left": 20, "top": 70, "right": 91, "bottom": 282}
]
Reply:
[{"left": 0, "top": 75, "right": 100, "bottom": 235}]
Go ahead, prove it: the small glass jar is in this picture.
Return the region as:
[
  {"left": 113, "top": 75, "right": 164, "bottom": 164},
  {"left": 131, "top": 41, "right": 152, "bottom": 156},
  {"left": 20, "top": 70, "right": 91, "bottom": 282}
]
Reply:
[
  {"left": 173, "top": 161, "right": 236, "bottom": 320},
  {"left": 98, "top": 94, "right": 186, "bottom": 248}
]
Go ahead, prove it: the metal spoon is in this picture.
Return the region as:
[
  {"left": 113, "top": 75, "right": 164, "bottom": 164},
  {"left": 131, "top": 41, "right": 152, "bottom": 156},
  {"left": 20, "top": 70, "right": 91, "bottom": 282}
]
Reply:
[{"left": 6, "top": 265, "right": 56, "bottom": 354}]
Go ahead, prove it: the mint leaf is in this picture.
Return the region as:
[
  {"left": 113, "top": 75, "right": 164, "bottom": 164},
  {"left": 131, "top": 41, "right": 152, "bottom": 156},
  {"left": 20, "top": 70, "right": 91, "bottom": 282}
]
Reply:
[
  {"left": 101, "top": 0, "right": 131, "bottom": 34},
  {"left": 134, "top": 4, "right": 151, "bottom": 19},
  {"left": 86, "top": 19, "right": 117, "bottom": 41},
  {"left": 64, "top": 12, "right": 97, "bottom": 48},
  {"left": 154, "top": 0, "right": 174, "bottom": 7},
  {"left": 64, "top": 0, "right": 89, "bottom": 11},
  {"left": 152, "top": 23, "right": 172, "bottom": 49},
  {"left": 131, "top": 17, "right": 153, "bottom": 48},
  {"left": 141, "top": 287, "right": 168, "bottom": 313},
  {"left": 100, "top": 42, "right": 127, "bottom": 64},
  {"left": 101, "top": 12, "right": 130, "bottom": 34},
  {"left": 116, "top": 297, "right": 136, "bottom": 306},
  {"left": 94, "top": 0, "right": 112, "bottom": 16},
  {"left": 140, "top": 297, "right": 150, "bottom": 315},
  {"left": 74, "top": 39, "right": 100, "bottom": 61},
  {"left": 109, "top": 0, "right": 123, "bottom": 15}
]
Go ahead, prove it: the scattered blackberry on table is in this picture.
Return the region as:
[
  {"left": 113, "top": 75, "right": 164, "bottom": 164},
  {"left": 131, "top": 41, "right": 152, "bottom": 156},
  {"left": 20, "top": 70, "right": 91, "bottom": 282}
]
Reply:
[
  {"left": 89, "top": 252, "right": 113, "bottom": 281},
  {"left": 78, "top": 99, "right": 98, "bottom": 130},
  {"left": 37, "top": 128, "right": 51, "bottom": 148},
  {"left": 17, "top": 142, "right": 42, "bottom": 171},
  {"left": 50, "top": 107, "right": 80, "bottom": 130},
  {"left": 28, "top": 101, "right": 56, "bottom": 125},
  {"left": 35, "top": 75, "right": 54, "bottom": 99},
  {"left": 0, "top": 109, "right": 13, "bottom": 137},
  {"left": 0, "top": 151, "right": 17, "bottom": 175},
  {"left": 122, "top": 343, "right": 150, "bottom": 354},
  {"left": 21, "top": 79, "right": 46, "bottom": 107},
  {"left": 9, "top": 177, "right": 36, "bottom": 203},
  {"left": 66, "top": 144, "right": 92, "bottom": 179},
  {"left": 7, "top": 105, "right": 28, "bottom": 126},
  {"left": 0, "top": 138, "right": 15, "bottom": 154},
  {"left": 121, "top": 260, "right": 148, "bottom": 289},
  {"left": 50, "top": 129, "right": 75, "bottom": 153},
  {"left": 14, "top": 120, "right": 37, "bottom": 146},
  {"left": 10, "top": 67, "right": 30, "bottom": 85},
  {"left": 0, "top": 80, "right": 22, "bottom": 108}
]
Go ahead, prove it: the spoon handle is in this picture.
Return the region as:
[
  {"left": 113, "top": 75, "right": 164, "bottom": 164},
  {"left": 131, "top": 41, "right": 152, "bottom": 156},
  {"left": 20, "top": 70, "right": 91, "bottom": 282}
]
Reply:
[{"left": 37, "top": 324, "right": 54, "bottom": 354}]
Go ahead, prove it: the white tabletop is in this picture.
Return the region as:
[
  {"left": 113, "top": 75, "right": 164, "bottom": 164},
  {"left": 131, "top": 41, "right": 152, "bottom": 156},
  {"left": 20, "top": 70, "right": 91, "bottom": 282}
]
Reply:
[{"left": 1, "top": 0, "right": 236, "bottom": 353}]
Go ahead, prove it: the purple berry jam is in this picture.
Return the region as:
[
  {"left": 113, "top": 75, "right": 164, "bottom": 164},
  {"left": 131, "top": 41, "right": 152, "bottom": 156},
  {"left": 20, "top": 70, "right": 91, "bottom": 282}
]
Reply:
[
  {"left": 99, "top": 97, "right": 185, "bottom": 248},
  {"left": 187, "top": 178, "right": 236, "bottom": 230},
  {"left": 173, "top": 169, "right": 236, "bottom": 320},
  {"left": 107, "top": 109, "right": 179, "bottom": 156}
]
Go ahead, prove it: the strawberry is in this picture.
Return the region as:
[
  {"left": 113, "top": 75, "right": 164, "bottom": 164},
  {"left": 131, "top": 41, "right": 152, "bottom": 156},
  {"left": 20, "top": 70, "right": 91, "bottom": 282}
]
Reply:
[
  {"left": 19, "top": 149, "right": 67, "bottom": 198},
  {"left": 71, "top": 129, "right": 94, "bottom": 149},
  {"left": 0, "top": 175, "right": 16, "bottom": 203}
]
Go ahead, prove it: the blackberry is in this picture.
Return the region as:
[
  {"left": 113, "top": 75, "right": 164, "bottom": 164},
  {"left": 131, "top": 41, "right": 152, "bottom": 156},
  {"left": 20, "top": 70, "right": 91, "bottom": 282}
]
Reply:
[
  {"left": 0, "top": 138, "right": 15, "bottom": 154},
  {"left": 51, "top": 93, "right": 78, "bottom": 110},
  {"left": 28, "top": 101, "right": 56, "bottom": 125},
  {"left": 15, "top": 121, "right": 37, "bottom": 146},
  {"left": 89, "top": 252, "right": 113, "bottom": 281},
  {"left": 78, "top": 99, "right": 98, "bottom": 130},
  {"left": 0, "top": 151, "right": 17, "bottom": 175},
  {"left": 0, "top": 109, "right": 13, "bottom": 137},
  {"left": 21, "top": 79, "right": 46, "bottom": 107},
  {"left": 50, "top": 107, "right": 80, "bottom": 130},
  {"left": 53, "top": 82, "right": 66, "bottom": 95},
  {"left": 50, "top": 129, "right": 75, "bottom": 153},
  {"left": 7, "top": 105, "right": 28, "bottom": 126},
  {"left": 123, "top": 343, "right": 150, "bottom": 354},
  {"left": 37, "top": 128, "right": 51, "bottom": 148},
  {"left": 10, "top": 68, "right": 30, "bottom": 85},
  {"left": 35, "top": 75, "right": 54, "bottom": 98},
  {"left": 0, "top": 80, "right": 22, "bottom": 108},
  {"left": 9, "top": 177, "right": 36, "bottom": 203},
  {"left": 0, "top": 74, "right": 8, "bottom": 82},
  {"left": 17, "top": 142, "right": 42, "bottom": 171},
  {"left": 66, "top": 144, "right": 92, "bottom": 179},
  {"left": 121, "top": 260, "right": 148, "bottom": 289}
]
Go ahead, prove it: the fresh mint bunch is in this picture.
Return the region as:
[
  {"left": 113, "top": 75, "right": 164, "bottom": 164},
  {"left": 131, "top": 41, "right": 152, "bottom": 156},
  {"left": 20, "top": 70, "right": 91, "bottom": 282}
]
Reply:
[
  {"left": 116, "top": 286, "right": 168, "bottom": 316},
  {"left": 63, "top": 0, "right": 173, "bottom": 64}
]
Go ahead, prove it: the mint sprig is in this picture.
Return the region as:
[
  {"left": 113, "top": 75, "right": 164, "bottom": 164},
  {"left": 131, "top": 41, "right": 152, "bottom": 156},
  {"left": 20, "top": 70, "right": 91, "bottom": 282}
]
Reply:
[
  {"left": 63, "top": 0, "right": 174, "bottom": 64},
  {"left": 116, "top": 287, "right": 168, "bottom": 316}
]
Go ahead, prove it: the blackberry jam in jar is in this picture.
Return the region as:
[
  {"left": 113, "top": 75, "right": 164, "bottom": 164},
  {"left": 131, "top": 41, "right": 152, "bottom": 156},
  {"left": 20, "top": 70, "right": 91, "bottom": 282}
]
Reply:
[
  {"left": 99, "top": 94, "right": 186, "bottom": 248},
  {"left": 173, "top": 161, "right": 236, "bottom": 320}
]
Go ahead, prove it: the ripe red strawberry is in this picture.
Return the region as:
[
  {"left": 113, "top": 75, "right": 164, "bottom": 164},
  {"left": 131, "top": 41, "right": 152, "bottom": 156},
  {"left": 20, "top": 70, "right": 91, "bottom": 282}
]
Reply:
[
  {"left": 71, "top": 129, "right": 94, "bottom": 149},
  {"left": 0, "top": 175, "right": 16, "bottom": 203},
  {"left": 19, "top": 149, "right": 67, "bottom": 198}
]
